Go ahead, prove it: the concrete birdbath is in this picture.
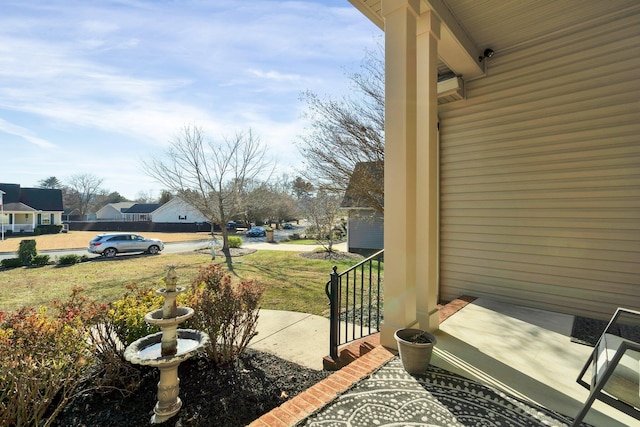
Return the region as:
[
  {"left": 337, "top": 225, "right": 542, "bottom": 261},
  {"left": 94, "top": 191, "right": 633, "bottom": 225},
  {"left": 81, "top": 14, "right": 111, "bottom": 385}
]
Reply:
[{"left": 124, "top": 265, "right": 210, "bottom": 424}]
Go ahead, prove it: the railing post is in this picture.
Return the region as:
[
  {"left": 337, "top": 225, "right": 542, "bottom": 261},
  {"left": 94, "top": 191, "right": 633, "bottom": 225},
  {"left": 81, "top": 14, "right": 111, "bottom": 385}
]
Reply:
[{"left": 326, "top": 266, "right": 340, "bottom": 361}]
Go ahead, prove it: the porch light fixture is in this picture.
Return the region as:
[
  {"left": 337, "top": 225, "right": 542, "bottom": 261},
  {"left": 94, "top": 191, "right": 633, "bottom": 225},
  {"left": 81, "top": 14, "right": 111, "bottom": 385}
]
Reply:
[{"left": 479, "top": 48, "right": 494, "bottom": 62}]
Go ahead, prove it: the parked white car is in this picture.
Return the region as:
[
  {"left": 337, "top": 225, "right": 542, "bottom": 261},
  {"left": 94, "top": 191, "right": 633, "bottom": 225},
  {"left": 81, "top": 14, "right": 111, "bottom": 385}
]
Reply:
[{"left": 88, "top": 233, "right": 164, "bottom": 258}]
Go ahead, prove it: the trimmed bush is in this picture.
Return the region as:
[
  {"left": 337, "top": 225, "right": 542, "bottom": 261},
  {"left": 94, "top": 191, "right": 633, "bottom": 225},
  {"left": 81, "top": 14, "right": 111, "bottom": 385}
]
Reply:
[
  {"left": 0, "top": 257, "right": 23, "bottom": 269},
  {"left": 18, "top": 239, "right": 37, "bottom": 266},
  {"left": 31, "top": 254, "right": 51, "bottom": 266},
  {"left": 34, "top": 224, "right": 63, "bottom": 235},
  {"left": 228, "top": 235, "right": 243, "bottom": 248},
  {"left": 57, "top": 254, "right": 83, "bottom": 265}
]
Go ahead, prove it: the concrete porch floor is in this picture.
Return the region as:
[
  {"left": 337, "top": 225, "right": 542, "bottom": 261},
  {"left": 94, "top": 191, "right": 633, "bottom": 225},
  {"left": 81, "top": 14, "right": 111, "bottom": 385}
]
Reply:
[
  {"left": 432, "top": 298, "right": 635, "bottom": 427},
  {"left": 251, "top": 298, "right": 636, "bottom": 426}
]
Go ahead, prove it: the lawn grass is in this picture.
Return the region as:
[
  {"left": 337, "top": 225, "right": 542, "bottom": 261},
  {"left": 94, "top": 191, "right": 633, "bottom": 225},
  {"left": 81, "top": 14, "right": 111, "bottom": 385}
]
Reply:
[
  {"left": 281, "top": 239, "right": 318, "bottom": 245},
  {"left": 227, "top": 251, "right": 359, "bottom": 315},
  {"left": 0, "top": 250, "right": 360, "bottom": 316}
]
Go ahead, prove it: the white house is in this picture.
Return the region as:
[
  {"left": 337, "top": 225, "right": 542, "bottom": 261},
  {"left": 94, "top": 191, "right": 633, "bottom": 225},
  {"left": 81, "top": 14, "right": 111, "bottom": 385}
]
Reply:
[
  {"left": 95, "top": 202, "right": 136, "bottom": 220},
  {"left": 0, "top": 183, "right": 64, "bottom": 233},
  {"left": 341, "top": 162, "right": 384, "bottom": 254},
  {"left": 151, "top": 197, "right": 209, "bottom": 223}
]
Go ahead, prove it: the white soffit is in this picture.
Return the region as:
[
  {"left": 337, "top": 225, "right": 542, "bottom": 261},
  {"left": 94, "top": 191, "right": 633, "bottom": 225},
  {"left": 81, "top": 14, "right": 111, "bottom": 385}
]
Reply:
[
  {"left": 349, "top": 0, "right": 484, "bottom": 79},
  {"left": 349, "top": 0, "right": 640, "bottom": 78}
]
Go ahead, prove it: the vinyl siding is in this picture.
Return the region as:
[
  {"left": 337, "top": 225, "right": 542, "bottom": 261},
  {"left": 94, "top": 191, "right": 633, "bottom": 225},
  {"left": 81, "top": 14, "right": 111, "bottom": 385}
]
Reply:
[
  {"left": 151, "top": 198, "right": 209, "bottom": 223},
  {"left": 437, "top": 12, "right": 640, "bottom": 319},
  {"left": 347, "top": 210, "right": 384, "bottom": 251}
]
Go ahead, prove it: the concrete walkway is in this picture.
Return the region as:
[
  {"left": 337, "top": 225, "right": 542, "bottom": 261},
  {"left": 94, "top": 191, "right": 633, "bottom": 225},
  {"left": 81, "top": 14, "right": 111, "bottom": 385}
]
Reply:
[
  {"left": 243, "top": 241, "right": 347, "bottom": 253},
  {"left": 250, "top": 310, "right": 330, "bottom": 371}
]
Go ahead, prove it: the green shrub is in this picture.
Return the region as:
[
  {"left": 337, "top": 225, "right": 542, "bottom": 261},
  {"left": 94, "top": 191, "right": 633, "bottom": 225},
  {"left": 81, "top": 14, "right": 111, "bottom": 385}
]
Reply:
[
  {"left": 57, "top": 254, "right": 83, "bottom": 265},
  {"left": 31, "top": 254, "right": 51, "bottom": 266},
  {"left": 185, "top": 263, "right": 266, "bottom": 365},
  {"left": 35, "top": 224, "right": 63, "bottom": 235},
  {"left": 110, "top": 283, "right": 162, "bottom": 346},
  {"left": 228, "top": 235, "right": 243, "bottom": 248},
  {"left": 17, "top": 239, "right": 37, "bottom": 266},
  {"left": 0, "top": 257, "right": 23, "bottom": 269}
]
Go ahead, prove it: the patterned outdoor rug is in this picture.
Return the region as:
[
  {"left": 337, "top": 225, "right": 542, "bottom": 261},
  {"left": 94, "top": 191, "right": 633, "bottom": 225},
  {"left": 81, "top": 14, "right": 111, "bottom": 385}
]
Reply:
[{"left": 303, "top": 357, "right": 589, "bottom": 427}]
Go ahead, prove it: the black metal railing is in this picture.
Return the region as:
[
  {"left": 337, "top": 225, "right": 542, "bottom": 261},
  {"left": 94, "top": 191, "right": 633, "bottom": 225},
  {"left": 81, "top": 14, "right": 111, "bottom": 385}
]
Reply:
[{"left": 325, "top": 249, "right": 384, "bottom": 361}]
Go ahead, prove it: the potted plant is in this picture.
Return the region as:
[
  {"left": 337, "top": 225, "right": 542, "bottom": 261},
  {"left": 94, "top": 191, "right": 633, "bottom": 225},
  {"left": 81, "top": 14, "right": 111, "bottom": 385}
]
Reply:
[{"left": 394, "top": 328, "right": 437, "bottom": 374}]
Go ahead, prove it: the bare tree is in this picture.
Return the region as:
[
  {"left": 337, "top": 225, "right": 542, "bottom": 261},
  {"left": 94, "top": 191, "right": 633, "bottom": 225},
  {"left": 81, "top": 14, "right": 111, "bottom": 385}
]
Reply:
[
  {"left": 143, "top": 125, "right": 273, "bottom": 259},
  {"left": 65, "top": 173, "right": 105, "bottom": 219},
  {"left": 304, "top": 190, "right": 343, "bottom": 255},
  {"left": 297, "top": 44, "right": 384, "bottom": 214},
  {"left": 135, "top": 190, "right": 156, "bottom": 203}
]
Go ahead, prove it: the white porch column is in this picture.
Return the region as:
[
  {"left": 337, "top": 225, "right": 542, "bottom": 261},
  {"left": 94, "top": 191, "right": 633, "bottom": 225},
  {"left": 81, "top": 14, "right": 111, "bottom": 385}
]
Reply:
[
  {"left": 415, "top": 10, "right": 441, "bottom": 332},
  {"left": 380, "top": 0, "right": 420, "bottom": 349}
]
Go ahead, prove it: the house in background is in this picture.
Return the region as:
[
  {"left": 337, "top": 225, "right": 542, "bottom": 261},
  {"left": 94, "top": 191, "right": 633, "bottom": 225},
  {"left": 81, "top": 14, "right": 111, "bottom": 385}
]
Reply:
[
  {"left": 0, "top": 183, "right": 64, "bottom": 233},
  {"left": 341, "top": 162, "right": 384, "bottom": 255},
  {"left": 95, "top": 202, "right": 136, "bottom": 220},
  {"left": 122, "top": 203, "right": 162, "bottom": 222},
  {"left": 150, "top": 197, "right": 209, "bottom": 224},
  {"left": 349, "top": 0, "right": 640, "bottom": 349}
]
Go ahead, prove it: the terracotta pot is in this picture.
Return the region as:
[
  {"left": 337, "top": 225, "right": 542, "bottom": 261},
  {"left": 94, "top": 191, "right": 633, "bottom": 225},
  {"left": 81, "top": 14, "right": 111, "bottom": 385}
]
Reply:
[{"left": 394, "top": 328, "right": 437, "bottom": 374}]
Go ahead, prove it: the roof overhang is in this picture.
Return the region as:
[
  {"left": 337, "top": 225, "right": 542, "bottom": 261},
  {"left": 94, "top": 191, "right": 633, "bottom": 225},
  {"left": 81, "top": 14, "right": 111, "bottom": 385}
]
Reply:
[{"left": 349, "top": 0, "right": 484, "bottom": 79}]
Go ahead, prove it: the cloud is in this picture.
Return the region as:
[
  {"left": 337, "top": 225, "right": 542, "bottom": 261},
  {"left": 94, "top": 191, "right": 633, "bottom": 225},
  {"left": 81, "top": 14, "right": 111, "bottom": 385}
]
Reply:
[
  {"left": 0, "top": 0, "right": 382, "bottom": 198},
  {"left": 0, "top": 118, "right": 56, "bottom": 149}
]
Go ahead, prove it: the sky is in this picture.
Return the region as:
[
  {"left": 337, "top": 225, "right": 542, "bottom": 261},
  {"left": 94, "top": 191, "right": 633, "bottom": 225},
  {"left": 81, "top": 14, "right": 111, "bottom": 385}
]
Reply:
[{"left": 0, "top": 0, "right": 381, "bottom": 200}]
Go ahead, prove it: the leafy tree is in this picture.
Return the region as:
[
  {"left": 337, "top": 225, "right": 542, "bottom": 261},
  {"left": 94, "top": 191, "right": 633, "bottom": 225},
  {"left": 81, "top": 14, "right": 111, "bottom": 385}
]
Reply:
[
  {"left": 292, "top": 176, "right": 314, "bottom": 199},
  {"left": 143, "top": 125, "right": 273, "bottom": 260},
  {"left": 158, "top": 190, "right": 173, "bottom": 204},
  {"left": 92, "top": 191, "right": 129, "bottom": 212},
  {"left": 37, "top": 176, "right": 62, "bottom": 189},
  {"left": 297, "top": 45, "right": 384, "bottom": 214}
]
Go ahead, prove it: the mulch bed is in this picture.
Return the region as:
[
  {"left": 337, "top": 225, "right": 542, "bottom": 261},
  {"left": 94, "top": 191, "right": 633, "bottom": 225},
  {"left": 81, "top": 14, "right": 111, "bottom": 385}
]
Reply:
[
  {"left": 53, "top": 349, "right": 330, "bottom": 427},
  {"left": 299, "top": 251, "right": 363, "bottom": 261}
]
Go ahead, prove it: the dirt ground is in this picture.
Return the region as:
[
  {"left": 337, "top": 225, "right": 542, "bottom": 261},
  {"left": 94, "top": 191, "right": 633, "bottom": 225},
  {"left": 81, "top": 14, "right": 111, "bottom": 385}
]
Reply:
[{"left": 0, "top": 231, "right": 213, "bottom": 252}]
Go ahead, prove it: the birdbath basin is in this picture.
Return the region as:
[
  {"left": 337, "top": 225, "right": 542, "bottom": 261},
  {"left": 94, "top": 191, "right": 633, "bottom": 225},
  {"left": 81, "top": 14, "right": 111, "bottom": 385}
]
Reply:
[
  {"left": 145, "top": 306, "right": 195, "bottom": 328},
  {"left": 125, "top": 329, "right": 209, "bottom": 367}
]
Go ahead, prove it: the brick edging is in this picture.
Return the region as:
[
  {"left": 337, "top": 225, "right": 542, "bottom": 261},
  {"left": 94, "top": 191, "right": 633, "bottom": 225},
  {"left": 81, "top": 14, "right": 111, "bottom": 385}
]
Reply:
[{"left": 248, "top": 346, "right": 396, "bottom": 427}]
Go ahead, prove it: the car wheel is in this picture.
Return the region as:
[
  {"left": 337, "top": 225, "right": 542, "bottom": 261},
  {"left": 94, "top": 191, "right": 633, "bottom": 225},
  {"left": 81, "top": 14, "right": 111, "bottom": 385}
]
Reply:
[
  {"left": 148, "top": 245, "right": 160, "bottom": 255},
  {"left": 104, "top": 248, "right": 117, "bottom": 258}
]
